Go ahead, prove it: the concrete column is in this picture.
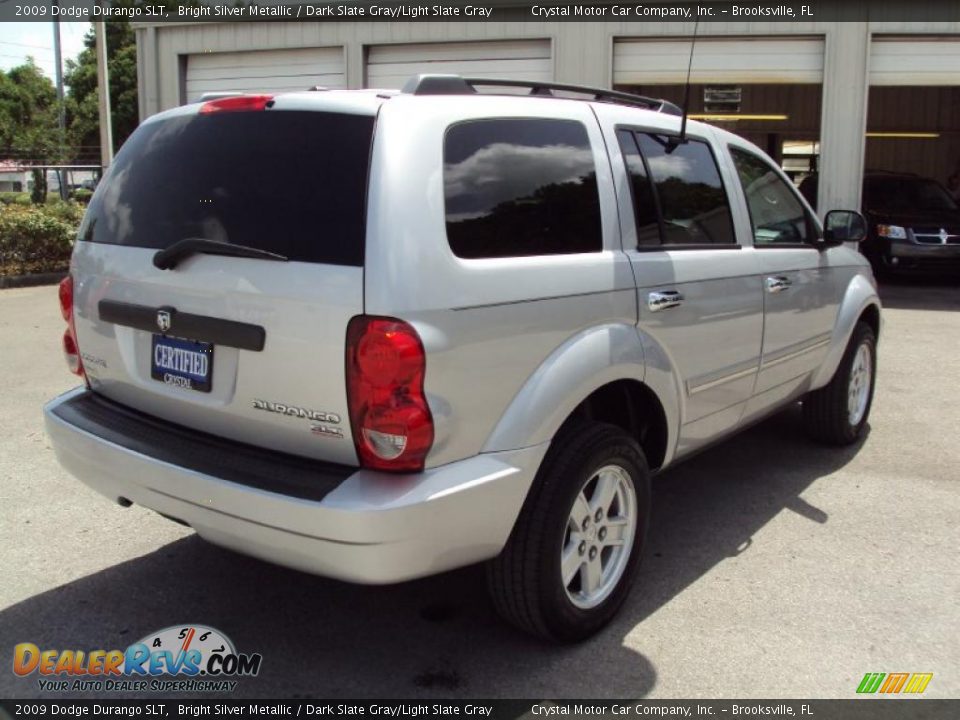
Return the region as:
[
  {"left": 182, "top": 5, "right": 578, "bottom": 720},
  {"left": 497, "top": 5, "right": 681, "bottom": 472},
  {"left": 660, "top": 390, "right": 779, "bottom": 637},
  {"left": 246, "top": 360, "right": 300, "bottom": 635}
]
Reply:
[
  {"left": 553, "top": 24, "right": 610, "bottom": 87},
  {"left": 346, "top": 42, "right": 365, "bottom": 89},
  {"left": 817, "top": 23, "right": 871, "bottom": 217}
]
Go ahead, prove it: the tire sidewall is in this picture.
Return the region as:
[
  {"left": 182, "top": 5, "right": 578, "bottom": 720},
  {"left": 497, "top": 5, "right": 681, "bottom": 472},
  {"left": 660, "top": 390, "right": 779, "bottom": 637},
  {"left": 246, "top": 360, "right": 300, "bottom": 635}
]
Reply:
[
  {"left": 838, "top": 324, "right": 877, "bottom": 441},
  {"left": 539, "top": 434, "right": 651, "bottom": 641}
]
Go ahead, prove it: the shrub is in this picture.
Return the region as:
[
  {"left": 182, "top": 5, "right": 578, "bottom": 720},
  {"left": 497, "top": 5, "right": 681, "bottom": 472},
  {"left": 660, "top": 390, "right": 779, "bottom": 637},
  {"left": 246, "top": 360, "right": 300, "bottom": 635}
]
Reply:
[
  {"left": 42, "top": 199, "right": 86, "bottom": 226},
  {"left": 0, "top": 192, "right": 33, "bottom": 206},
  {"left": 70, "top": 188, "right": 94, "bottom": 203},
  {"left": 0, "top": 204, "right": 77, "bottom": 276}
]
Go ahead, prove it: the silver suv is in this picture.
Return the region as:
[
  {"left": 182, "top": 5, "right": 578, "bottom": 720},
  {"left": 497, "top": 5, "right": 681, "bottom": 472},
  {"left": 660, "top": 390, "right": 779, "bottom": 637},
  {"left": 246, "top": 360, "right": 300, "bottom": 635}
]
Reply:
[{"left": 44, "top": 76, "right": 880, "bottom": 641}]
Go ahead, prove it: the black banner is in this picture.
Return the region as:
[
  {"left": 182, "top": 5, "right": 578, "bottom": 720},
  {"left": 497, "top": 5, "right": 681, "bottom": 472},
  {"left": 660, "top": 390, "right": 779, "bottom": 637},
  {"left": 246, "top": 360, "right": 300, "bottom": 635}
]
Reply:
[
  {"left": 2, "top": 701, "right": 960, "bottom": 720},
  {"left": 1, "top": 0, "right": 960, "bottom": 23}
]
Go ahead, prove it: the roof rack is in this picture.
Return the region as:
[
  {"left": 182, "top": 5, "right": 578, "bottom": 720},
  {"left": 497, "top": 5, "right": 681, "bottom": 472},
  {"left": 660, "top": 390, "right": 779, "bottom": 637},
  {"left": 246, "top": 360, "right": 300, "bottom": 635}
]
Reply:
[{"left": 401, "top": 74, "right": 683, "bottom": 116}]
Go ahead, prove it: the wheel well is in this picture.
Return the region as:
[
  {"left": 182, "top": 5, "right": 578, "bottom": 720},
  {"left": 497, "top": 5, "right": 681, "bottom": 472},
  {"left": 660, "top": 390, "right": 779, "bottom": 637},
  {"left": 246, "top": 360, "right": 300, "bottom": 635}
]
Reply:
[
  {"left": 559, "top": 380, "right": 668, "bottom": 471},
  {"left": 859, "top": 303, "right": 881, "bottom": 341}
]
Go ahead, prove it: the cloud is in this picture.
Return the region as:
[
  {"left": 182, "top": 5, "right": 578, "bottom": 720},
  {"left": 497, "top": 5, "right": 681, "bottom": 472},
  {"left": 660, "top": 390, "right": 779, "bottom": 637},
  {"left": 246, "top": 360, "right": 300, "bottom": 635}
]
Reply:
[{"left": 445, "top": 142, "right": 595, "bottom": 214}]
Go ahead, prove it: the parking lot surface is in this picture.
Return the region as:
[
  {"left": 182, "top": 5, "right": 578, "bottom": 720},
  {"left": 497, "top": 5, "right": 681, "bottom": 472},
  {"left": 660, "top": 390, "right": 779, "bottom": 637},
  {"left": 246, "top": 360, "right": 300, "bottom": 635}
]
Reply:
[{"left": 1, "top": 280, "right": 958, "bottom": 699}]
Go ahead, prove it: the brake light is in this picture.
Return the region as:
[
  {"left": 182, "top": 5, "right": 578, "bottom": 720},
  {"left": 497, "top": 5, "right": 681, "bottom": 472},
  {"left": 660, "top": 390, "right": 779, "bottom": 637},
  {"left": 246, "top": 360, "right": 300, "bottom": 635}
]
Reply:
[
  {"left": 199, "top": 94, "right": 274, "bottom": 114},
  {"left": 345, "top": 316, "right": 433, "bottom": 472},
  {"left": 58, "top": 275, "right": 84, "bottom": 377}
]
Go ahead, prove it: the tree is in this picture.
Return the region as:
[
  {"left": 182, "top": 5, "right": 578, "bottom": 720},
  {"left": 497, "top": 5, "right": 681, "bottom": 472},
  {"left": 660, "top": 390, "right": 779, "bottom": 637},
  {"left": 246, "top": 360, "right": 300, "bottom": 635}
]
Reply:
[
  {"left": 64, "top": 21, "right": 138, "bottom": 162},
  {"left": 0, "top": 60, "right": 63, "bottom": 203}
]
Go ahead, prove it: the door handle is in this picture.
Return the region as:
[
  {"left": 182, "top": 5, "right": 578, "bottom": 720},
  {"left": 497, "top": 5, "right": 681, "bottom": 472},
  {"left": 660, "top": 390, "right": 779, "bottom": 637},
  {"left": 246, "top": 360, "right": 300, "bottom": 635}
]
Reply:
[
  {"left": 648, "top": 290, "right": 684, "bottom": 312},
  {"left": 766, "top": 276, "right": 792, "bottom": 293}
]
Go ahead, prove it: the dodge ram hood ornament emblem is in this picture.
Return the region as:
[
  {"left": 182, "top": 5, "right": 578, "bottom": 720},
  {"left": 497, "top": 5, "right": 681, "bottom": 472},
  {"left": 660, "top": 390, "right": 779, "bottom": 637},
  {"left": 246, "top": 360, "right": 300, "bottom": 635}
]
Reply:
[{"left": 156, "top": 310, "right": 172, "bottom": 333}]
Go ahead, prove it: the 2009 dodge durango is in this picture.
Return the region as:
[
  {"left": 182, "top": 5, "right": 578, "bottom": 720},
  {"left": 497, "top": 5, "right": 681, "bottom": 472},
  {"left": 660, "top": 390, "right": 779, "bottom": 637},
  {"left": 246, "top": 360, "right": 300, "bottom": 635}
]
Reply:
[{"left": 45, "top": 76, "right": 880, "bottom": 641}]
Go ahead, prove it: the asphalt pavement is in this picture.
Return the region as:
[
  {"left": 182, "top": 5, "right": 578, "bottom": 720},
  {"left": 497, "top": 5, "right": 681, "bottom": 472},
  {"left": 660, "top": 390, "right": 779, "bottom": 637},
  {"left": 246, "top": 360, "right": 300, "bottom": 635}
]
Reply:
[{"left": 1, "top": 279, "right": 957, "bottom": 699}]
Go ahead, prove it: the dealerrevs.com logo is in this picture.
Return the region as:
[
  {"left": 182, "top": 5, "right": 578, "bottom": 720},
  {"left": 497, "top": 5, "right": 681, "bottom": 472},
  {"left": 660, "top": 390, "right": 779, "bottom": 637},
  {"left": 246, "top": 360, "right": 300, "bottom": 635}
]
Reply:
[{"left": 13, "top": 625, "right": 262, "bottom": 693}]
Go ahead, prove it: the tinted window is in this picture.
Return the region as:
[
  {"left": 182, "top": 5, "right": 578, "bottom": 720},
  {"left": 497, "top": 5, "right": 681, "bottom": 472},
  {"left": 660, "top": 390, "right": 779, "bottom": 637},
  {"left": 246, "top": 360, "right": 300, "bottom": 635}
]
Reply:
[
  {"left": 617, "top": 130, "right": 661, "bottom": 247},
  {"left": 730, "top": 147, "right": 812, "bottom": 246},
  {"left": 444, "top": 118, "right": 602, "bottom": 258},
  {"left": 78, "top": 111, "right": 374, "bottom": 266},
  {"left": 635, "top": 134, "right": 736, "bottom": 246}
]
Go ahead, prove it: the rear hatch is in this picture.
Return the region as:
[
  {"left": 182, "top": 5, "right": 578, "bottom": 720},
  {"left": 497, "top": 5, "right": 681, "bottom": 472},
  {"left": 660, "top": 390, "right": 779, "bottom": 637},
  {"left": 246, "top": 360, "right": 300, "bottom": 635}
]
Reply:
[{"left": 70, "top": 96, "right": 378, "bottom": 465}]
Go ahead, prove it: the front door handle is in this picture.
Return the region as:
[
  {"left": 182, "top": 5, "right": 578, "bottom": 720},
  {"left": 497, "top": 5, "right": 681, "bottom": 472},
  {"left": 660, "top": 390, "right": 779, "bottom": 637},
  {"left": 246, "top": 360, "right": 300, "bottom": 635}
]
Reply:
[
  {"left": 648, "top": 290, "right": 684, "bottom": 312},
  {"left": 766, "top": 276, "right": 792, "bottom": 293}
]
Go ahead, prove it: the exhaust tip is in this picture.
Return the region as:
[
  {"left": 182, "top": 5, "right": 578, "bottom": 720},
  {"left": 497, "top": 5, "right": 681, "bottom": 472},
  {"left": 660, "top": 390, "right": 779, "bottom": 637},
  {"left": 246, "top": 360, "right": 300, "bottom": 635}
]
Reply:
[{"left": 117, "top": 497, "right": 133, "bottom": 508}]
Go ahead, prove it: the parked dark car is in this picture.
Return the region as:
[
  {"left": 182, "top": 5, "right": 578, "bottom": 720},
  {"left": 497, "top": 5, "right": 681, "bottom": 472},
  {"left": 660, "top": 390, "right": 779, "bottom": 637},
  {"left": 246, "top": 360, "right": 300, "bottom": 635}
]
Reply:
[{"left": 800, "top": 171, "right": 960, "bottom": 276}]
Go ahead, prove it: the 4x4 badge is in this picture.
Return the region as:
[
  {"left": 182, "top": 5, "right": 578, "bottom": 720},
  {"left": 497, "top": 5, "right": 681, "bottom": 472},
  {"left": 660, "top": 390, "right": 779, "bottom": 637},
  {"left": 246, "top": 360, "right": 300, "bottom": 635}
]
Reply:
[{"left": 156, "top": 310, "right": 172, "bottom": 333}]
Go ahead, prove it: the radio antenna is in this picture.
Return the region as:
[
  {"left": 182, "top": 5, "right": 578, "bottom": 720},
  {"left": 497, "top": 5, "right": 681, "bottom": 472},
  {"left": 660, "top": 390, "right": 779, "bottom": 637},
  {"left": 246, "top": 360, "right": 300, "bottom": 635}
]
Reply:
[{"left": 678, "top": 19, "right": 699, "bottom": 144}]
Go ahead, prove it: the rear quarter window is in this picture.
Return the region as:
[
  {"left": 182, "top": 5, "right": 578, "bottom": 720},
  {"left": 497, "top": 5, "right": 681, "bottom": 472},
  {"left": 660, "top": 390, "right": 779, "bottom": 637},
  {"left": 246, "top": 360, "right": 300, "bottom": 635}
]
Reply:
[
  {"left": 77, "top": 110, "right": 374, "bottom": 266},
  {"left": 443, "top": 118, "right": 602, "bottom": 259}
]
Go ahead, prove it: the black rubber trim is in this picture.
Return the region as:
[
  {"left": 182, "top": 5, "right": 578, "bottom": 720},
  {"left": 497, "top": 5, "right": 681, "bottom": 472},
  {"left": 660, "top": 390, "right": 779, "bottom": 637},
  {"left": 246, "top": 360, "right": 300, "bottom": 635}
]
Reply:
[
  {"left": 51, "top": 391, "right": 356, "bottom": 502},
  {"left": 98, "top": 300, "right": 266, "bottom": 352}
]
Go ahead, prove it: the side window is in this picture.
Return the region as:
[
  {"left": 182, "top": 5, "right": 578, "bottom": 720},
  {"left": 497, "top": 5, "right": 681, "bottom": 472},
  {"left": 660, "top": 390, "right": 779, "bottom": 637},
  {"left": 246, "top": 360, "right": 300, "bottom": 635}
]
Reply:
[
  {"left": 616, "top": 130, "right": 662, "bottom": 247},
  {"left": 443, "top": 118, "right": 602, "bottom": 259},
  {"left": 634, "top": 133, "right": 737, "bottom": 246},
  {"left": 730, "top": 146, "right": 812, "bottom": 246}
]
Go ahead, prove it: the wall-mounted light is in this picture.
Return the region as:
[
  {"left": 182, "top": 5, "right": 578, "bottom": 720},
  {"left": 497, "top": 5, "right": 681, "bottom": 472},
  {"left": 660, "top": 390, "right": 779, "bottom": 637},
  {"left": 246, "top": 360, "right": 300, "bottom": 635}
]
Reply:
[
  {"left": 865, "top": 132, "right": 940, "bottom": 139},
  {"left": 689, "top": 114, "right": 789, "bottom": 122}
]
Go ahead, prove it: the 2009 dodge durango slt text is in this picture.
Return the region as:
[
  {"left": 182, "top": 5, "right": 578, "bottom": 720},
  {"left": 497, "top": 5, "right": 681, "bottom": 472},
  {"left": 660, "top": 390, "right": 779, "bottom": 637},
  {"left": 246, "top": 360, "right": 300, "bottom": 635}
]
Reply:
[{"left": 44, "top": 76, "right": 880, "bottom": 641}]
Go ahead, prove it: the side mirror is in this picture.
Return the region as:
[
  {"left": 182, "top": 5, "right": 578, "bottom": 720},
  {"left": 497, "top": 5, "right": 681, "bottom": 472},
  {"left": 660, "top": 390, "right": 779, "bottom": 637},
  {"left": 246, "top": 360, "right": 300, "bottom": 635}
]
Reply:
[{"left": 823, "top": 209, "right": 867, "bottom": 246}]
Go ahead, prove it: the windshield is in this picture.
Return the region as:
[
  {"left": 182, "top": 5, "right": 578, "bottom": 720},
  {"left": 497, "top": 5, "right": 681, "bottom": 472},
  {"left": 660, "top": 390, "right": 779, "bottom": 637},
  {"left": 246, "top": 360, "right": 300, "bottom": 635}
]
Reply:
[
  {"left": 863, "top": 177, "right": 959, "bottom": 214},
  {"left": 78, "top": 110, "right": 375, "bottom": 266}
]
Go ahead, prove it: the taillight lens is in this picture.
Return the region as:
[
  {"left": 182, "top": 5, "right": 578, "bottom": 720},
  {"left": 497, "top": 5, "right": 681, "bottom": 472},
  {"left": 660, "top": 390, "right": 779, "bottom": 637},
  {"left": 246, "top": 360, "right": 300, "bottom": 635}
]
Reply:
[
  {"left": 346, "top": 316, "right": 433, "bottom": 472},
  {"left": 199, "top": 94, "right": 274, "bottom": 114},
  {"left": 58, "top": 275, "right": 85, "bottom": 378}
]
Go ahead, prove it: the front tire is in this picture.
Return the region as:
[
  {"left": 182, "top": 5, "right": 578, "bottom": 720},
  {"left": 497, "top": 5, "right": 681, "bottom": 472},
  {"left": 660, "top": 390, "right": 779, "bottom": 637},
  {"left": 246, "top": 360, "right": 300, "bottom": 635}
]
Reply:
[
  {"left": 486, "top": 422, "right": 650, "bottom": 642},
  {"left": 802, "top": 321, "right": 877, "bottom": 445}
]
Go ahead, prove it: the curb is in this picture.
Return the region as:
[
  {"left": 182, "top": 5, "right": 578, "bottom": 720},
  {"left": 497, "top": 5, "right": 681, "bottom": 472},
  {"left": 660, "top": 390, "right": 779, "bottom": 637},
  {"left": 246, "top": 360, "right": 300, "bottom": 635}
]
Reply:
[{"left": 0, "top": 271, "right": 68, "bottom": 289}]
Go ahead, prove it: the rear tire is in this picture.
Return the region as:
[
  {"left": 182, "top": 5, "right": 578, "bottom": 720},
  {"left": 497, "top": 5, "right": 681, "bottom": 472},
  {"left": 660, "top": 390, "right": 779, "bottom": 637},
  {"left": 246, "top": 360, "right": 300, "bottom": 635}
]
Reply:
[
  {"left": 802, "top": 321, "right": 877, "bottom": 445},
  {"left": 486, "top": 422, "right": 650, "bottom": 642}
]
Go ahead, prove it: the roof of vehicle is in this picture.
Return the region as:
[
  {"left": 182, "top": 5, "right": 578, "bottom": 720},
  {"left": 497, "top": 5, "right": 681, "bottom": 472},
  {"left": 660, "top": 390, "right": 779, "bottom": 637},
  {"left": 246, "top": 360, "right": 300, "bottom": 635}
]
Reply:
[{"left": 149, "top": 74, "right": 690, "bottom": 128}]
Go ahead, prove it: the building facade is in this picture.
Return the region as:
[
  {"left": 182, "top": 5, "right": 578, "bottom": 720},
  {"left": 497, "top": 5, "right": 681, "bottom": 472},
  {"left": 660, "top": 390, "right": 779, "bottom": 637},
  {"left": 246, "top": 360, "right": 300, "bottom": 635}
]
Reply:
[{"left": 134, "top": 19, "right": 960, "bottom": 216}]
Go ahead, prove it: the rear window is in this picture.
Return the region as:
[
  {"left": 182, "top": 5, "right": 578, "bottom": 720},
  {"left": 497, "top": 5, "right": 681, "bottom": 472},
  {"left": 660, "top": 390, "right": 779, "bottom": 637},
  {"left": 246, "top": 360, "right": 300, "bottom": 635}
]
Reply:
[
  {"left": 78, "top": 110, "right": 374, "bottom": 266},
  {"left": 443, "top": 118, "right": 602, "bottom": 259}
]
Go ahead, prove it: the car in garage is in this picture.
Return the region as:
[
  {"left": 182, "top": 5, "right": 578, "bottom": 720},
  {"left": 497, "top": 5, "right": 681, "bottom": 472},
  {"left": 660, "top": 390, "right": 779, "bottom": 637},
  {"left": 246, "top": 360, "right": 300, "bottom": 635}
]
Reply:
[{"left": 800, "top": 171, "right": 960, "bottom": 276}]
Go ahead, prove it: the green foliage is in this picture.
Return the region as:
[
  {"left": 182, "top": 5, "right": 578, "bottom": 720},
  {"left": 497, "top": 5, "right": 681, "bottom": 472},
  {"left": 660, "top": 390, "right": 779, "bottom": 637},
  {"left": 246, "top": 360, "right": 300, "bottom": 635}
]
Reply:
[
  {"left": 64, "top": 20, "right": 138, "bottom": 159},
  {"left": 41, "top": 199, "right": 86, "bottom": 225},
  {"left": 0, "top": 60, "right": 65, "bottom": 168},
  {"left": 0, "top": 192, "right": 32, "bottom": 206},
  {"left": 0, "top": 203, "right": 78, "bottom": 275},
  {"left": 70, "top": 188, "right": 94, "bottom": 204}
]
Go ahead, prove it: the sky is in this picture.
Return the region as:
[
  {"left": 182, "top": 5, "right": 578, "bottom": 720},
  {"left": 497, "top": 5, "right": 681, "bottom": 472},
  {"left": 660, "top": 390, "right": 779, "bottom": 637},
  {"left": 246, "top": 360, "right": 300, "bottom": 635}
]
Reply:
[{"left": 0, "top": 22, "right": 88, "bottom": 82}]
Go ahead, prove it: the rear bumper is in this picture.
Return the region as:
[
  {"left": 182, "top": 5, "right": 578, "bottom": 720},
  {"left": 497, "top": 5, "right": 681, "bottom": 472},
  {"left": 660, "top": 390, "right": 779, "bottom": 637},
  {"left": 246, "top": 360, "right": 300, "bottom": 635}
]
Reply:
[{"left": 44, "top": 388, "right": 546, "bottom": 584}]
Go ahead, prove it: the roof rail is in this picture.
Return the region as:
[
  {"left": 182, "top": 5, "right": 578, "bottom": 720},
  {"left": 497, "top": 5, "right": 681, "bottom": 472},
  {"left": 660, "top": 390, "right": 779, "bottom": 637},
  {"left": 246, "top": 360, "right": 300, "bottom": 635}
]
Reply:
[{"left": 401, "top": 74, "right": 683, "bottom": 116}]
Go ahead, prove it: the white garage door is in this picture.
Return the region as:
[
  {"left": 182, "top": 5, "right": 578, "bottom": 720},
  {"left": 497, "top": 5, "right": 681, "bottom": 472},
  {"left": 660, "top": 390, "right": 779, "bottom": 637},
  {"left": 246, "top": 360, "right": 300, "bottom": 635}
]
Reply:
[
  {"left": 870, "top": 38, "right": 960, "bottom": 85},
  {"left": 613, "top": 38, "right": 824, "bottom": 85},
  {"left": 366, "top": 40, "right": 552, "bottom": 90},
  {"left": 185, "top": 47, "right": 345, "bottom": 103}
]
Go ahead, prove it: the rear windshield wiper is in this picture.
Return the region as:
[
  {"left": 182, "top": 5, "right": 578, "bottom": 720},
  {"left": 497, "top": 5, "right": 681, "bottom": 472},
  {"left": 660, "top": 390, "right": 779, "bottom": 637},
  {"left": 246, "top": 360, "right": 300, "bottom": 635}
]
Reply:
[{"left": 153, "top": 238, "right": 289, "bottom": 270}]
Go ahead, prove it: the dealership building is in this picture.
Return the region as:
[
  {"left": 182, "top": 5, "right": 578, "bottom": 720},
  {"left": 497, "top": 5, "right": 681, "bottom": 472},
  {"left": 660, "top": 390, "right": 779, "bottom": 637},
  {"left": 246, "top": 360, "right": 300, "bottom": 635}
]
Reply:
[{"left": 133, "top": 16, "right": 960, "bottom": 215}]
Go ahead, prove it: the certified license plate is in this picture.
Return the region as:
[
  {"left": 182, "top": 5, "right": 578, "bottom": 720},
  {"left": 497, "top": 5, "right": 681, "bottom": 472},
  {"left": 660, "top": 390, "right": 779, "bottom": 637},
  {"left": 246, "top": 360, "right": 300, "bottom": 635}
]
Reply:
[{"left": 151, "top": 335, "right": 214, "bottom": 392}]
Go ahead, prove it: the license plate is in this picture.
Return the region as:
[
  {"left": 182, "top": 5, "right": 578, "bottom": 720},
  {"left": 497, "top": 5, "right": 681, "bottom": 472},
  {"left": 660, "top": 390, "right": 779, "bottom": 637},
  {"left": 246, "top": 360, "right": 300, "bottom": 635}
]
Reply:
[{"left": 151, "top": 335, "right": 214, "bottom": 393}]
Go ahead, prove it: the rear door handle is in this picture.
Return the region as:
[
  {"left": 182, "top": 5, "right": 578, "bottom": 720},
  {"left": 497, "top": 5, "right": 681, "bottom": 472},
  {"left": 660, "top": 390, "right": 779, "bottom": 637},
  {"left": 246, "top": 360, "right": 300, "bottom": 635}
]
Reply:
[
  {"left": 648, "top": 290, "right": 684, "bottom": 312},
  {"left": 766, "top": 276, "right": 792, "bottom": 293}
]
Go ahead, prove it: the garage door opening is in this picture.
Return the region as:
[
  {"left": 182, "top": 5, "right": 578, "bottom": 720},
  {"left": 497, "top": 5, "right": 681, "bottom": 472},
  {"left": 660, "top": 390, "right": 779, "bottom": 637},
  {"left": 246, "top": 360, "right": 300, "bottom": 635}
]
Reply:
[
  {"left": 613, "top": 37, "right": 824, "bottom": 190},
  {"left": 613, "top": 82, "right": 823, "bottom": 188}
]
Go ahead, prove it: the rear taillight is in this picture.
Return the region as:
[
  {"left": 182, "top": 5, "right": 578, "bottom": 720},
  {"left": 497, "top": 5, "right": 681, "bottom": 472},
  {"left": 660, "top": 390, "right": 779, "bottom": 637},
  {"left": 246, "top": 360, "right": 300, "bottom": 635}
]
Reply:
[
  {"left": 58, "top": 275, "right": 84, "bottom": 377},
  {"left": 346, "top": 316, "right": 433, "bottom": 472},
  {"left": 199, "top": 94, "right": 274, "bottom": 114}
]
